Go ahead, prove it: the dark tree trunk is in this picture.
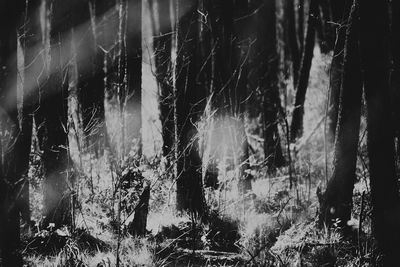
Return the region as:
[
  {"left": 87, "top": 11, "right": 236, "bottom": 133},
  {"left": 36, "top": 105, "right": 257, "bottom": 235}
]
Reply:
[
  {"left": 150, "top": 0, "right": 174, "bottom": 158},
  {"left": 330, "top": 0, "right": 346, "bottom": 24},
  {"left": 262, "top": 0, "right": 285, "bottom": 171},
  {"left": 318, "top": 0, "right": 335, "bottom": 53},
  {"left": 233, "top": 0, "right": 253, "bottom": 194},
  {"left": 391, "top": 0, "right": 400, "bottom": 165},
  {"left": 0, "top": 1, "right": 25, "bottom": 265},
  {"left": 126, "top": 0, "right": 142, "bottom": 156},
  {"left": 37, "top": 0, "right": 73, "bottom": 228},
  {"left": 290, "top": 0, "right": 318, "bottom": 142},
  {"left": 359, "top": 0, "right": 400, "bottom": 263},
  {"left": 16, "top": 0, "right": 42, "bottom": 225},
  {"left": 319, "top": 0, "right": 362, "bottom": 229},
  {"left": 327, "top": 0, "right": 352, "bottom": 144},
  {"left": 297, "top": 0, "right": 304, "bottom": 52},
  {"left": 205, "top": 0, "right": 254, "bottom": 193},
  {"left": 72, "top": 0, "right": 106, "bottom": 156},
  {"left": 208, "top": 0, "right": 233, "bottom": 109},
  {"left": 128, "top": 185, "right": 150, "bottom": 236},
  {"left": 286, "top": 0, "right": 301, "bottom": 85},
  {"left": 175, "top": 0, "right": 206, "bottom": 215}
]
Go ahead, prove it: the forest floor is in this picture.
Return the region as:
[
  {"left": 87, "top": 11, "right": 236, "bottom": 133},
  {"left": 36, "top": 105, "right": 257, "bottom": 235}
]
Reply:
[{"left": 20, "top": 47, "right": 374, "bottom": 266}]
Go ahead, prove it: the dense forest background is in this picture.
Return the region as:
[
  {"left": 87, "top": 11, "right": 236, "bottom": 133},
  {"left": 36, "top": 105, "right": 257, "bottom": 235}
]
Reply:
[{"left": 1, "top": 0, "right": 399, "bottom": 266}]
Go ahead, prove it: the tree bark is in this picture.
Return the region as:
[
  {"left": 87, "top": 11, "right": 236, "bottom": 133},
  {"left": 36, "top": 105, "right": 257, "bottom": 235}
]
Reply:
[
  {"left": 175, "top": 0, "right": 206, "bottom": 215},
  {"left": 327, "top": 0, "right": 352, "bottom": 143},
  {"left": 128, "top": 185, "right": 150, "bottom": 236},
  {"left": 72, "top": 0, "right": 107, "bottom": 156},
  {"left": 391, "top": 0, "right": 400, "bottom": 166},
  {"left": 126, "top": 0, "right": 142, "bottom": 156},
  {"left": 318, "top": 0, "right": 335, "bottom": 53},
  {"left": 286, "top": 0, "right": 301, "bottom": 85},
  {"left": 290, "top": 0, "right": 318, "bottom": 142},
  {"left": 319, "top": 0, "right": 362, "bottom": 229},
  {"left": 233, "top": 0, "right": 253, "bottom": 193},
  {"left": 0, "top": 1, "right": 25, "bottom": 265},
  {"left": 150, "top": 0, "right": 174, "bottom": 159},
  {"left": 37, "top": 0, "right": 73, "bottom": 228},
  {"left": 16, "top": 0, "right": 43, "bottom": 225},
  {"left": 359, "top": 0, "right": 400, "bottom": 263},
  {"left": 297, "top": 0, "right": 304, "bottom": 52},
  {"left": 262, "top": 0, "right": 285, "bottom": 171}
]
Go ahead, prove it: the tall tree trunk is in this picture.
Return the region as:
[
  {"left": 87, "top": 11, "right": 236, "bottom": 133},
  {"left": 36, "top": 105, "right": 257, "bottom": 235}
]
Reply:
[
  {"left": 391, "top": 0, "right": 400, "bottom": 165},
  {"left": 205, "top": 0, "right": 253, "bottom": 193},
  {"left": 318, "top": 0, "right": 335, "bottom": 53},
  {"left": 359, "top": 0, "right": 400, "bottom": 263},
  {"left": 286, "top": 0, "right": 301, "bottom": 85},
  {"left": 126, "top": 0, "right": 142, "bottom": 156},
  {"left": 297, "top": 0, "right": 304, "bottom": 52},
  {"left": 327, "top": 0, "right": 352, "bottom": 144},
  {"left": 150, "top": 0, "right": 174, "bottom": 159},
  {"left": 330, "top": 0, "right": 346, "bottom": 25},
  {"left": 319, "top": 0, "right": 362, "bottom": 228},
  {"left": 290, "top": 0, "right": 318, "bottom": 142},
  {"left": 175, "top": 0, "right": 206, "bottom": 215},
  {"left": 72, "top": 0, "right": 107, "bottom": 157},
  {"left": 262, "top": 0, "right": 285, "bottom": 171},
  {"left": 17, "top": 0, "right": 42, "bottom": 225},
  {"left": 38, "top": 0, "right": 73, "bottom": 227},
  {"left": 0, "top": 1, "right": 25, "bottom": 265},
  {"left": 233, "top": 0, "right": 253, "bottom": 194}
]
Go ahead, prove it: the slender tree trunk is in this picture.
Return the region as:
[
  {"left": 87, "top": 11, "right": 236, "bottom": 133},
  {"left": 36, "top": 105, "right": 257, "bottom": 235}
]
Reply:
[
  {"left": 150, "top": 0, "right": 174, "bottom": 158},
  {"left": 318, "top": 0, "right": 335, "bottom": 53},
  {"left": 391, "top": 0, "right": 400, "bottom": 165},
  {"left": 72, "top": 0, "right": 107, "bottom": 157},
  {"left": 290, "top": 0, "right": 318, "bottom": 142},
  {"left": 205, "top": 0, "right": 254, "bottom": 193},
  {"left": 327, "top": 0, "right": 352, "bottom": 143},
  {"left": 175, "top": 0, "right": 206, "bottom": 215},
  {"left": 262, "top": 0, "right": 285, "bottom": 171},
  {"left": 297, "top": 0, "right": 304, "bottom": 51},
  {"left": 330, "top": 0, "right": 346, "bottom": 25},
  {"left": 16, "top": 0, "right": 42, "bottom": 225},
  {"left": 232, "top": 0, "right": 253, "bottom": 194},
  {"left": 0, "top": 1, "right": 25, "bottom": 265},
  {"left": 126, "top": 0, "right": 142, "bottom": 156},
  {"left": 286, "top": 0, "right": 301, "bottom": 85},
  {"left": 359, "top": 0, "right": 400, "bottom": 263},
  {"left": 319, "top": 0, "right": 362, "bottom": 228}
]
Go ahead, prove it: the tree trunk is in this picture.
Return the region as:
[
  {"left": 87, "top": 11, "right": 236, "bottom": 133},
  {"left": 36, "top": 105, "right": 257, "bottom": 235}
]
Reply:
[
  {"left": 128, "top": 185, "right": 150, "bottom": 236},
  {"left": 17, "top": 0, "right": 42, "bottom": 225},
  {"left": 319, "top": 0, "right": 362, "bottom": 229},
  {"left": 0, "top": 1, "right": 25, "bottom": 265},
  {"left": 262, "top": 0, "right": 285, "bottom": 171},
  {"left": 38, "top": 0, "right": 73, "bottom": 228},
  {"left": 126, "top": 0, "right": 142, "bottom": 156},
  {"left": 327, "top": 0, "right": 352, "bottom": 144},
  {"left": 150, "top": 0, "right": 174, "bottom": 159},
  {"left": 297, "top": 0, "right": 304, "bottom": 52},
  {"left": 318, "top": 0, "right": 335, "bottom": 53},
  {"left": 391, "top": 0, "right": 400, "bottom": 166},
  {"left": 233, "top": 0, "right": 253, "bottom": 194},
  {"left": 72, "top": 0, "right": 106, "bottom": 157},
  {"left": 175, "top": 0, "right": 206, "bottom": 215},
  {"left": 286, "top": 0, "right": 301, "bottom": 85},
  {"left": 290, "top": 0, "right": 318, "bottom": 142},
  {"left": 359, "top": 0, "right": 400, "bottom": 263}
]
